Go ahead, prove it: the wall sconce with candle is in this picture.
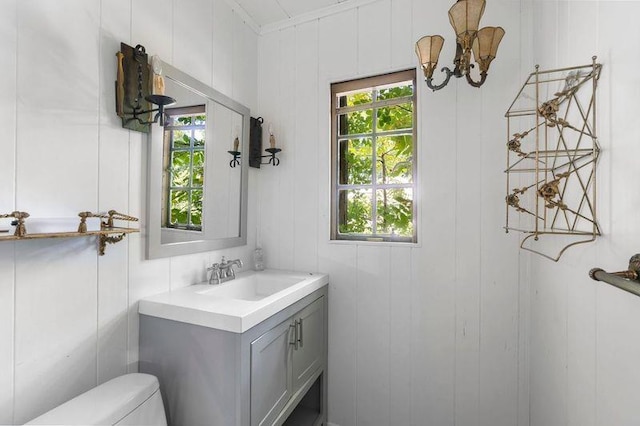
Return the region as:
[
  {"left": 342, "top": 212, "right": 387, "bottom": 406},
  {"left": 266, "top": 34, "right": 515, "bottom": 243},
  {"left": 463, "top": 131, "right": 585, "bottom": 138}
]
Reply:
[
  {"left": 234, "top": 118, "right": 282, "bottom": 168},
  {"left": 228, "top": 125, "right": 241, "bottom": 167},
  {"left": 115, "top": 43, "right": 176, "bottom": 132},
  {"left": 415, "top": 0, "right": 505, "bottom": 91}
]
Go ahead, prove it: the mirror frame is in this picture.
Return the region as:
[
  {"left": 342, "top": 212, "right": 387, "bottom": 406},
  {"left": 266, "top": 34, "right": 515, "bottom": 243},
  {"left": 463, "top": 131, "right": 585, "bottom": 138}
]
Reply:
[{"left": 146, "top": 61, "right": 249, "bottom": 259}]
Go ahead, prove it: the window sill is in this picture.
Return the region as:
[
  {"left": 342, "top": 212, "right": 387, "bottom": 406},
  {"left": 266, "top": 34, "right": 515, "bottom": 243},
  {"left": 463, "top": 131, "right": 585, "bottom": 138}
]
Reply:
[{"left": 328, "top": 239, "right": 421, "bottom": 248}]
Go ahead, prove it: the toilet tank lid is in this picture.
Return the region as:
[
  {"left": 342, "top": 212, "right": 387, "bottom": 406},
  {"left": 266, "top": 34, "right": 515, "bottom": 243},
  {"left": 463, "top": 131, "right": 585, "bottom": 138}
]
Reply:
[{"left": 26, "top": 374, "right": 161, "bottom": 425}]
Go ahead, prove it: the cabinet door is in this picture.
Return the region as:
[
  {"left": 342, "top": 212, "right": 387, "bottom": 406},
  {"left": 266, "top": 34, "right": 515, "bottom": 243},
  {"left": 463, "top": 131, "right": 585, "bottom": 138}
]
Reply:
[
  {"left": 291, "top": 297, "right": 325, "bottom": 391},
  {"left": 250, "top": 319, "right": 294, "bottom": 426}
]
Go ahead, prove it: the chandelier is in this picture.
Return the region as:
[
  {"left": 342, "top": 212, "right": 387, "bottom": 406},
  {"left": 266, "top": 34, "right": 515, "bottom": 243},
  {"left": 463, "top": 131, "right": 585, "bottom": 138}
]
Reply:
[{"left": 415, "top": 0, "right": 505, "bottom": 91}]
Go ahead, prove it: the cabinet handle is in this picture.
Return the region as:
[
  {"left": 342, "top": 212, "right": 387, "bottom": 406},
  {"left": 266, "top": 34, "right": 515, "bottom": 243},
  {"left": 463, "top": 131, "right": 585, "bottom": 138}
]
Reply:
[
  {"left": 297, "top": 318, "right": 303, "bottom": 348},
  {"left": 289, "top": 323, "right": 298, "bottom": 350}
]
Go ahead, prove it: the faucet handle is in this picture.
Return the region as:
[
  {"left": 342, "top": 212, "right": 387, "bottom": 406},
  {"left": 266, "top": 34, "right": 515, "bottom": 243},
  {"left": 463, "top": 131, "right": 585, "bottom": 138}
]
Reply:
[{"left": 207, "top": 263, "right": 221, "bottom": 284}]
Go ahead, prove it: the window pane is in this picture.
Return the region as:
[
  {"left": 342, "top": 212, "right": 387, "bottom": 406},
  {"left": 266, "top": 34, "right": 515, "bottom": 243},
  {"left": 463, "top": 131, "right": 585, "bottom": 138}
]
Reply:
[
  {"left": 192, "top": 150, "right": 205, "bottom": 187},
  {"left": 376, "top": 103, "right": 413, "bottom": 132},
  {"left": 174, "top": 116, "right": 192, "bottom": 126},
  {"left": 172, "top": 130, "right": 191, "bottom": 148},
  {"left": 193, "top": 129, "right": 205, "bottom": 147},
  {"left": 339, "top": 138, "right": 373, "bottom": 185},
  {"left": 376, "top": 135, "right": 413, "bottom": 184},
  {"left": 191, "top": 190, "right": 203, "bottom": 226},
  {"left": 338, "top": 91, "right": 373, "bottom": 108},
  {"left": 376, "top": 188, "right": 413, "bottom": 237},
  {"left": 169, "top": 190, "right": 190, "bottom": 225},
  {"left": 338, "top": 110, "right": 373, "bottom": 136},
  {"left": 377, "top": 83, "right": 413, "bottom": 101},
  {"left": 337, "top": 189, "right": 372, "bottom": 235},
  {"left": 194, "top": 114, "right": 206, "bottom": 126},
  {"left": 170, "top": 151, "right": 191, "bottom": 187}
]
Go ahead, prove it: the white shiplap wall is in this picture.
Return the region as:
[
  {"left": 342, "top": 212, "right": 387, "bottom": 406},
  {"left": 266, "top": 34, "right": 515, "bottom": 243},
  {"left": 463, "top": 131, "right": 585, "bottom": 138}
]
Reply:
[
  {"left": 0, "top": 0, "right": 258, "bottom": 424},
  {"left": 256, "top": 1, "right": 527, "bottom": 425},
  {"left": 528, "top": 2, "right": 640, "bottom": 426}
]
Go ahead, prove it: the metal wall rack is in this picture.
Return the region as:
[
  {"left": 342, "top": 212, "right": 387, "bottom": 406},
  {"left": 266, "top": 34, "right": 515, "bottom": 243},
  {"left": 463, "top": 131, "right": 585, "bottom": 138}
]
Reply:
[{"left": 504, "top": 57, "right": 602, "bottom": 261}]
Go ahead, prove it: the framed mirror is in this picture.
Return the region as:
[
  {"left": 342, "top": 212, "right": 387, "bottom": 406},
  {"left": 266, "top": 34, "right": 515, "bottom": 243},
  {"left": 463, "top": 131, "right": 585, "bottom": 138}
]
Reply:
[{"left": 146, "top": 61, "right": 249, "bottom": 259}]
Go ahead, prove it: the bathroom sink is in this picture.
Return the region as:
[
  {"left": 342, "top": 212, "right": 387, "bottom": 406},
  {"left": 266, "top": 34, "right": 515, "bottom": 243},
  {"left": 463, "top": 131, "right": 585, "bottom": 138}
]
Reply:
[
  {"left": 138, "top": 269, "right": 328, "bottom": 333},
  {"left": 195, "top": 272, "right": 307, "bottom": 300}
]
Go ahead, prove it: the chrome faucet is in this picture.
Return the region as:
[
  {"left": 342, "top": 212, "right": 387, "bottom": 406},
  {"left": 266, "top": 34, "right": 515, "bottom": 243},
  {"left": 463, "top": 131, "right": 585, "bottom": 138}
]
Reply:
[{"left": 207, "top": 256, "right": 243, "bottom": 284}]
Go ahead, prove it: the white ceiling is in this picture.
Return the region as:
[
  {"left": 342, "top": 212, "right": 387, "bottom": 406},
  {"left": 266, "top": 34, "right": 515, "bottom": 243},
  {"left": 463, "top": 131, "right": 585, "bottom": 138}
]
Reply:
[{"left": 233, "top": 0, "right": 354, "bottom": 30}]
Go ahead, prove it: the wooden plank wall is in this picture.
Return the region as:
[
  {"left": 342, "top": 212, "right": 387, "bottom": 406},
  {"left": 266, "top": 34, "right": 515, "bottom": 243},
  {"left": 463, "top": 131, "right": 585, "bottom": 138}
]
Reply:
[
  {"left": 256, "top": 1, "right": 525, "bottom": 425},
  {"left": 529, "top": 2, "right": 640, "bottom": 426},
  {"left": 0, "top": 0, "right": 258, "bottom": 423}
]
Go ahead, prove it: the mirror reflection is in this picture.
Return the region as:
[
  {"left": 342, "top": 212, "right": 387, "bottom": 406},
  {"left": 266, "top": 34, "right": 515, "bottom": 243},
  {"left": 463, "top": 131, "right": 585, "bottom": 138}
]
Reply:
[{"left": 146, "top": 62, "right": 249, "bottom": 259}]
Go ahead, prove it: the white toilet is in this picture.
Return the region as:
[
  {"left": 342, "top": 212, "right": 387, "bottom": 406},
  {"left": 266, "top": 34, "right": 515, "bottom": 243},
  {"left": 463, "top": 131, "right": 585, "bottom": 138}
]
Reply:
[{"left": 25, "top": 373, "right": 167, "bottom": 425}]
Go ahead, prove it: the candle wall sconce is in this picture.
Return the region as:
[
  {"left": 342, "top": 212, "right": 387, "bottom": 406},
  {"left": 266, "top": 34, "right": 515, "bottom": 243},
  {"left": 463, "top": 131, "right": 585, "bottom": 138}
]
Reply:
[
  {"left": 242, "top": 117, "right": 282, "bottom": 168},
  {"left": 115, "top": 43, "right": 176, "bottom": 133},
  {"left": 228, "top": 135, "right": 241, "bottom": 168}
]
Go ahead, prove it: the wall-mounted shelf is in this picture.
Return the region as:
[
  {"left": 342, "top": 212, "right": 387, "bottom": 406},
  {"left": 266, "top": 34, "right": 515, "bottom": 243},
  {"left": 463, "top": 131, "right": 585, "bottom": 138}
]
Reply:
[
  {"left": 504, "top": 57, "right": 602, "bottom": 261},
  {"left": 0, "top": 210, "right": 139, "bottom": 256}
]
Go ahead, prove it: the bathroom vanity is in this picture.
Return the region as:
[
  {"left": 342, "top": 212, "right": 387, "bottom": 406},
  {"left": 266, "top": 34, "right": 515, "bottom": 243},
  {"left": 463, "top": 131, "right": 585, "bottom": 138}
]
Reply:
[{"left": 138, "top": 270, "right": 328, "bottom": 426}]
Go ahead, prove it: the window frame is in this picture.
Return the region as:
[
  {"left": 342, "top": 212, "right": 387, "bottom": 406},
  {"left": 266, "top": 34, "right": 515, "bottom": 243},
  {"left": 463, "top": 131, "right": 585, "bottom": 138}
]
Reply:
[
  {"left": 330, "top": 69, "right": 418, "bottom": 243},
  {"left": 163, "top": 104, "right": 207, "bottom": 231}
]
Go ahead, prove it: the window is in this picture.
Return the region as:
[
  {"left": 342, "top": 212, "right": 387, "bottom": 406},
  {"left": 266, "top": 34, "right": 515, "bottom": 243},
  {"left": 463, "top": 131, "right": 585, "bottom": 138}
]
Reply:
[
  {"left": 163, "top": 105, "right": 206, "bottom": 231},
  {"left": 331, "top": 70, "right": 417, "bottom": 243}
]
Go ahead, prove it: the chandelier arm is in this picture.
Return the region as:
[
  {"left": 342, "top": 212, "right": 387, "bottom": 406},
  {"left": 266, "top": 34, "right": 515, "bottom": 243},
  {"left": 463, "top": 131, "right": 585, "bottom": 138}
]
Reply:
[
  {"left": 465, "top": 71, "right": 488, "bottom": 88},
  {"left": 426, "top": 67, "right": 455, "bottom": 91}
]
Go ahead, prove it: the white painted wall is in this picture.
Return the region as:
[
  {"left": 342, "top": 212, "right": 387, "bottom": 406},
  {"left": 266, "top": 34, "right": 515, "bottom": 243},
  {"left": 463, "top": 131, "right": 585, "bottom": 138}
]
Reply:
[
  {"left": 528, "top": 2, "right": 640, "bottom": 426},
  {"left": 0, "top": 0, "right": 258, "bottom": 424},
  {"left": 12, "top": 1, "right": 636, "bottom": 425},
  {"left": 256, "top": 1, "right": 529, "bottom": 425}
]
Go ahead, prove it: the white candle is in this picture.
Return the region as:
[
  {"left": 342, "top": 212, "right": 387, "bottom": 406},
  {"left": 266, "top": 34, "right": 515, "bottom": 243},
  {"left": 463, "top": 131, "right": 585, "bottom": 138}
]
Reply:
[{"left": 268, "top": 123, "right": 276, "bottom": 149}]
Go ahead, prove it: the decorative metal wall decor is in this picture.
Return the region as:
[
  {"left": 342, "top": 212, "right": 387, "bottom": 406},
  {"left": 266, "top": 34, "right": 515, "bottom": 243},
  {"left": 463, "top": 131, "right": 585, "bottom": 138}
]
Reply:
[
  {"left": 415, "top": 0, "right": 505, "bottom": 91},
  {"left": 504, "top": 57, "right": 602, "bottom": 261}
]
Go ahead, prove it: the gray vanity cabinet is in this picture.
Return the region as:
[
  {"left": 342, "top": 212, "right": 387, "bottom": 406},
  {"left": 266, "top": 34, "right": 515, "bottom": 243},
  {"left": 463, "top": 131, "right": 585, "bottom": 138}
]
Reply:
[
  {"left": 291, "top": 297, "right": 324, "bottom": 391},
  {"left": 250, "top": 319, "right": 294, "bottom": 426},
  {"left": 139, "top": 286, "right": 327, "bottom": 426},
  {"left": 251, "top": 297, "right": 325, "bottom": 426}
]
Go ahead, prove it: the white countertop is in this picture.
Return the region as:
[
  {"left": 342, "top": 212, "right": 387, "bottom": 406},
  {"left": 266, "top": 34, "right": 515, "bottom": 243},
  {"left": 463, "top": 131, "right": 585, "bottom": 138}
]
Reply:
[{"left": 138, "top": 269, "right": 328, "bottom": 333}]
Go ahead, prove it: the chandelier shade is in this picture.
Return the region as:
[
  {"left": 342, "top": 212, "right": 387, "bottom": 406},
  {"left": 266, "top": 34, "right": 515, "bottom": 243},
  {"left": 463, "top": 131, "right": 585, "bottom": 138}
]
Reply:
[
  {"left": 448, "top": 0, "right": 486, "bottom": 51},
  {"left": 472, "top": 26, "right": 505, "bottom": 72},
  {"left": 415, "top": 35, "right": 445, "bottom": 79}
]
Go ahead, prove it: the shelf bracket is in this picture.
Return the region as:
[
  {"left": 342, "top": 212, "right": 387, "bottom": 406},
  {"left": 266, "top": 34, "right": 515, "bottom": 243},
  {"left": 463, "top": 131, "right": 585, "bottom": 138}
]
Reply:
[{"left": 99, "top": 233, "right": 127, "bottom": 256}]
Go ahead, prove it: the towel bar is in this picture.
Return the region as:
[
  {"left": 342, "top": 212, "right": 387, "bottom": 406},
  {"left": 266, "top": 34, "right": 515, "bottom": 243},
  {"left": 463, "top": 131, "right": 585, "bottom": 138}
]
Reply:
[{"left": 589, "top": 254, "right": 640, "bottom": 297}]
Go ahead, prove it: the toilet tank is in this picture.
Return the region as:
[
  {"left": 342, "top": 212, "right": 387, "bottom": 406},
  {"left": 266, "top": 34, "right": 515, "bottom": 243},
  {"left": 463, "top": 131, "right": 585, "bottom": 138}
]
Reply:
[{"left": 26, "top": 374, "right": 167, "bottom": 426}]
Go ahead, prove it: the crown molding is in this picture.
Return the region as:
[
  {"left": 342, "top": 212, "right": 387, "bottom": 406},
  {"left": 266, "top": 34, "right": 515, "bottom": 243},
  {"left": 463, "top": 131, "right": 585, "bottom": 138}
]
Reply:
[{"left": 260, "top": 0, "right": 382, "bottom": 34}]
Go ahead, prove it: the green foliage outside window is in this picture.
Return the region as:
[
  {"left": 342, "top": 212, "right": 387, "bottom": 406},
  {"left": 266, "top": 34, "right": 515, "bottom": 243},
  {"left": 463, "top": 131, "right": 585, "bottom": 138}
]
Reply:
[{"left": 165, "top": 111, "right": 206, "bottom": 230}]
